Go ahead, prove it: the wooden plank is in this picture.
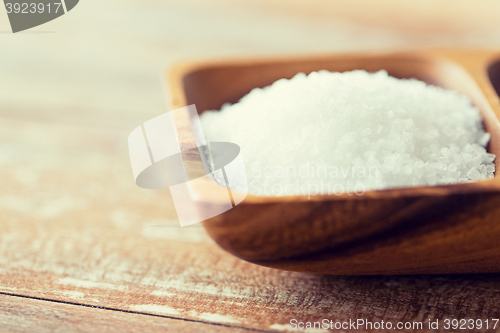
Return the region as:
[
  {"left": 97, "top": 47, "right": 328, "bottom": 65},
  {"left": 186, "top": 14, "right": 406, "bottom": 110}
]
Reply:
[
  {"left": 0, "top": 0, "right": 500, "bottom": 332},
  {"left": 0, "top": 294, "right": 251, "bottom": 333},
  {"left": 212, "top": 0, "right": 500, "bottom": 38},
  {"left": 1, "top": 111, "right": 500, "bottom": 332}
]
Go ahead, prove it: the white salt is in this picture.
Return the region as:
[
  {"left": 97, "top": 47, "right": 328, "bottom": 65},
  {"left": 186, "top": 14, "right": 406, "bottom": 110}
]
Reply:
[{"left": 200, "top": 70, "right": 496, "bottom": 196}]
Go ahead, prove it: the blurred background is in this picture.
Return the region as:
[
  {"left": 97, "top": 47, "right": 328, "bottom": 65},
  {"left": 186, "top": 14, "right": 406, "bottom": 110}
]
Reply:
[
  {"left": 2, "top": 0, "right": 500, "bottom": 227},
  {"left": 2, "top": 0, "right": 500, "bottom": 128},
  {"left": 1, "top": 0, "right": 500, "bottom": 330}
]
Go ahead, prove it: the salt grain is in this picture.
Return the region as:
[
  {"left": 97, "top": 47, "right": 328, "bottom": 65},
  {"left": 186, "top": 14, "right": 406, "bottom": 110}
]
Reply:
[{"left": 200, "top": 70, "right": 496, "bottom": 196}]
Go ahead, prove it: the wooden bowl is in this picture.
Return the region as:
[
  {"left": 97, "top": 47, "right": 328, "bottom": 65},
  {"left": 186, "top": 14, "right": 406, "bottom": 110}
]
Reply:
[{"left": 168, "top": 50, "right": 500, "bottom": 275}]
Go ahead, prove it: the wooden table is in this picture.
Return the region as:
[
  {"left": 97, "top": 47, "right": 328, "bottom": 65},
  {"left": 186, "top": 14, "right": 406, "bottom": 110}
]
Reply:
[{"left": 1, "top": 0, "right": 500, "bottom": 331}]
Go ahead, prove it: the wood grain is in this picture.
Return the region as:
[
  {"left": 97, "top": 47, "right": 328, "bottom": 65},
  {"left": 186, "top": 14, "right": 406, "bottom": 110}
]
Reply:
[
  {"left": 0, "top": 294, "right": 250, "bottom": 333},
  {"left": 1, "top": 0, "right": 500, "bottom": 331},
  {"left": 213, "top": 0, "right": 500, "bottom": 39}
]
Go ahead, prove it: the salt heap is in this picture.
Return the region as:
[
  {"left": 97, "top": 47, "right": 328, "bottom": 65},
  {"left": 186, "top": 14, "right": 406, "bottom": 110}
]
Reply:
[{"left": 200, "top": 70, "right": 496, "bottom": 196}]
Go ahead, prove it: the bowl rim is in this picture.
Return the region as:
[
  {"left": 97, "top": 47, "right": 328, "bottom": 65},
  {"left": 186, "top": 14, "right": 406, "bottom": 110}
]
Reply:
[{"left": 167, "top": 49, "right": 500, "bottom": 205}]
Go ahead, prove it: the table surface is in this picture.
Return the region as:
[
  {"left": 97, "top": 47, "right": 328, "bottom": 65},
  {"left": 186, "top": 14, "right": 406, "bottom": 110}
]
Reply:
[{"left": 1, "top": 0, "right": 500, "bottom": 332}]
